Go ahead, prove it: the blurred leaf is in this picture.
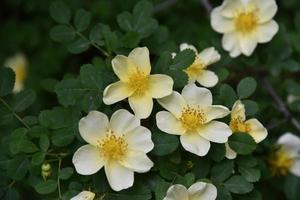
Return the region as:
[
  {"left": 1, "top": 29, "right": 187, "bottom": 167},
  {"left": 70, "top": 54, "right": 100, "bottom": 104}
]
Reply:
[
  {"left": 74, "top": 9, "right": 91, "bottom": 32},
  {"left": 31, "top": 152, "right": 45, "bottom": 166},
  {"left": 12, "top": 89, "right": 36, "bottom": 112},
  {"left": 0, "top": 67, "right": 15, "bottom": 97},
  {"left": 50, "top": 25, "right": 75, "bottom": 42},
  {"left": 219, "top": 84, "right": 237, "bottom": 107},
  {"left": 67, "top": 38, "right": 90, "bottom": 54},
  {"left": 7, "top": 156, "right": 29, "bottom": 181},
  {"left": 208, "top": 143, "right": 225, "bottom": 162},
  {"left": 151, "top": 130, "right": 179, "bottom": 156},
  {"left": 224, "top": 175, "right": 253, "bottom": 194},
  {"left": 216, "top": 185, "right": 232, "bottom": 200},
  {"left": 39, "top": 134, "right": 50, "bottom": 152},
  {"left": 237, "top": 77, "right": 257, "bottom": 99},
  {"left": 170, "top": 49, "right": 195, "bottom": 70},
  {"left": 238, "top": 166, "right": 261, "bottom": 182},
  {"left": 34, "top": 180, "right": 57, "bottom": 194},
  {"left": 167, "top": 70, "right": 188, "bottom": 89},
  {"left": 284, "top": 175, "right": 300, "bottom": 200},
  {"left": 79, "top": 64, "right": 103, "bottom": 90},
  {"left": 121, "top": 31, "right": 140, "bottom": 48},
  {"left": 89, "top": 23, "right": 104, "bottom": 45},
  {"left": 59, "top": 167, "right": 74, "bottom": 180},
  {"left": 243, "top": 100, "right": 258, "bottom": 116},
  {"left": 49, "top": 1, "right": 71, "bottom": 24},
  {"left": 3, "top": 188, "right": 20, "bottom": 200},
  {"left": 51, "top": 127, "right": 75, "bottom": 147},
  {"left": 228, "top": 133, "right": 256, "bottom": 155},
  {"left": 105, "top": 184, "right": 151, "bottom": 200},
  {"left": 211, "top": 160, "right": 234, "bottom": 182}
]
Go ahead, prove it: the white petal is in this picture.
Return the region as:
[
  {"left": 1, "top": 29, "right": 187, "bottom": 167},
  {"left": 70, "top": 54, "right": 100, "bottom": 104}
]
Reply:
[
  {"left": 156, "top": 111, "right": 186, "bottom": 135},
  {"left": 180, "top": 133, "right": 210, "bottom": 156},
  {"left": 255, "top": 0, "right": 278, "bottom": 23},
  {"left": 197, "top": 70, "right": 219, "bottom": 88},
  {"left": 220, "top": 0, "right": 245, "bottom": 18},
  {"left": 290, "top": 157, "right": 300, "bottom": 177},
  {"left": 72, "top": 145, "right": 104, "bottom": 175},
  {"left": 198, "top": 121, "right": 232, "bottom": 143},
  {"left": 71, "top": 191, "right": 95, "bottom": 200},
  {"left": 182, "top": 83, "right": 212, "bottom": 106},
  {"left": 112, "top": 55, "right": 137, "bottom": 82},
  {"left": 163, "top": 184, "right": 189, "bottom": 200},
  {"left": 126, "top": 126, "right": 154, "bottom": 153},
  {"left": 105, "top": 161, "right": 134, "bottom": 191},
  {"left": 79, "top": 111, "right": 109, "bottom": 145},
  {"left": 179, "top": 43, "right": 198, "bottom": 54},
  {"left": 110, "top": 109, "right": 140, "bottom": 135},
  {"left": 231, "top": 100, "right": 246, "bottom": 121},
  {"left": 277, "top": 133, "right": 300, "bottom": 156},
  {"left": 222, "top": 33, "right": 242, "bottom": 58},
  {"left": 103, "top": 81, "right": 133, "bottom": 105},
  {"left": 246, "top": 119, "right": 268, "bottom": 143},
  {"left": 128, "top": 47, "right": 151, "bottom": 75},
  {"left": 198, "top": 47, "right": 221, "bottom": 66},
  {"left": 128, "top": 94, "right": 153, "bottom": 119},
  {"left": 257, "top": 20, "right": 279, "bottom": 43},
  {"left": 239, "top": 34, "right": 258, "bottom": 56},
  {"left": 157, "top": 91, "right": 186, "bottom": 117},
  {"left": 148, "top": 74, "right": 174, "bottom": 98},
  {"left": 204, "top": 105, "right": 230, "bottom": 122},
  {"left": 188, "top": 182, "right": 217, "bottom": 200},
  {"left": 120, "top": 150, "right": 153, "bottom": 173},
  {"left": 225, "top": 142, "right": 237, "bottom": 159},
  {"left": 210, "top": 7, "right": 235, "bottom": 33}
]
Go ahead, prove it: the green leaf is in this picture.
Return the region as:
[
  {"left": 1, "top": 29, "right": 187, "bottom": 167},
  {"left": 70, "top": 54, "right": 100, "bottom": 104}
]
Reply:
[
  {"left": 211, "top": 160, "right": 234, "bottom": 182},
  {"left": 153, "top": 177, "right": 170, "bottom": 200},
  {"left": 224, "top": 175, "right": 254, "bottom": 194},
  {"left": 228, "top": 133, "right": 256, "bottom": 155},
  {"left": 67, "top": 38, "right": 90, "bottom": 54},
  {"left": 121, "top": 31, "right": 140, "bottom": 48},
  {"left": 0, "top": 67, "right": 15, "bottom": 97},
  {"left": 9, "top": 128, "right": 27, "bottom": 154},
  {"left": 39, "top": 134, "right": 50, "bottom": 152},
  {"left": 237, "top": 77, "right": 257, "bottom": 99},
  {"left": 219, "top": 84, "right": 238, "bottom": 107},
  {"left": 50, "top": 25, "right": 75, "bottom": 42},
  {"left": 59, "top": 167, "right": 74, "bottom": 180},
  {"left": 89, "top": 24, "right": 104, "bottom": 45},
  {"left": 106, "top": 184, "right": 151, "bottom": 200},
  {"left": 12, "top": 89, "right": 36, "bottom": 112},
  {"left": 208, "top": 143, "right": 225, "bottom": 162},
  {"left": 79, "top": 64, "right": 103, "bottom": 90},
  {"left": 74, "top": 9, "right": 91, "bottom": 32},
  {"left": 284, "top": 175, "right": 300, "bottom": 200},
  {"left": 7, "top": 156, "right": 29, "bottom": 180},
  {"left": 31, "top": 152, "right": 45, "bottom": 166},
  {"left": 51, "top": 127, "right": 75, "bottom": 147},
  {"left": 243, "top": 100, "right": 258, "bottom": 116},
  {"left": 154, "top": 51, "right": 172, "bottom": 74},
  {"left": 3, "top": 188, "right": 20, "bottom": 200},
  {"left": 216, "top": 185, "right": 232, "bottom": 200},
  {"left": 238, "top": 166, "right": 261, "bottom": 182},
  {"left": 49, "top": 1, "right": 71, "bottom": 24},
  {"left": 21, "top": 140, "right": 39, "bottom": 153},
  {"left": 81, "top": 91, "right": 102, "bottom": 112},
  {"left": 34, "top": 180, "right": 57, "bottom": 194},
  {"left": 151, "top": 130, "right": 179, "bottom": 156},
  {"left": 169, "top": 49, "right": 195, "bottom": 70},
  {"left": 167, "top": 70, "right": 188, "bottom": 89},
  {"left": 98, "top": 24, "right": 120, "bottom": 52}
]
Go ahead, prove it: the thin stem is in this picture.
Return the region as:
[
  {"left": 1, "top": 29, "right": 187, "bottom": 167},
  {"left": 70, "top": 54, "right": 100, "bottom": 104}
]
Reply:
[
  {"left": 153, "top": 0, "right": 177, "bottom": 13},
  {"left": 8, "top": 180, "right": 16, "bottom": 188},
  {"left": 57, "top": 158, "right": 62, "bottom": 199},
  {"left": 0, "top": 97, "right": 30, "bottom": 129},
  {"left": 199, "top": 0, "right": 213, "bottom": 13}
]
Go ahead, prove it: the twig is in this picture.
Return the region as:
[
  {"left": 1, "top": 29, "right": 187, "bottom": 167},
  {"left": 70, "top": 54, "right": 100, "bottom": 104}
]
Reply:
[
  {"left": 0, "top": 97, "right": 30, "bottom": 129},
  {"left": 199, "top": 0, "right": 213, "bottom": 13},
  {"left": 154, "top": 0, "right": 177, "bottom": 13},
  {"left": 57, "top": 158, "right": 62, "bottom": 199},
  {"left": 263, "top": 78, "right": 300, "bottom": 131}
]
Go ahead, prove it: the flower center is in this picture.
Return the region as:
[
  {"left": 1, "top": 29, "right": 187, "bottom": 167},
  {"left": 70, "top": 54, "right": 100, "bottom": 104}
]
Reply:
[
  {"left": 268, "top": 148, "right": 294, "bottom": 176},
  {"left": 185, "top": 57, "right": 206, "bottom": 81},
  {"left": 235, "top": 11, "right": 258, "bottom": 34},
  {"left": 15, "top": 66, "right": 26, "bottom": 83},
  {"left": 98, "top": 130, "right": 128, "bottom": 161},
  {"left": 230, "top": 117, "right": 251, "bottom": 133},
  {"left": 179, "top": 105, "right": 206, "bottom": 132},
  {"left": 128, "top": 70, "right": 149, "bottom": 96}
]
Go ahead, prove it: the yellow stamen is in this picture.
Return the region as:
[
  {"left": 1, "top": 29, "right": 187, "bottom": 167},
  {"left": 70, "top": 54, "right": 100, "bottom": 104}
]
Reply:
[
  {"left": 235, "top": 11, "right": 258, "bottom": 34},
  {"left": 128, "top": 70, "right": 149, "bottom": 96},
  {"left": 230, "top": 117, "right": 251, "bottom": 133},
  {"left": 268, "top": 148, "right": 294, "bottom": 176},
  {"left": 185, "top": 57, "right": 206, "bottom": 81},
  {"left": 98, "top": 130, "right": 128, "bottom": 161},
  {"left": 179, "top": 105, "right": 206, "bottom": 132}
]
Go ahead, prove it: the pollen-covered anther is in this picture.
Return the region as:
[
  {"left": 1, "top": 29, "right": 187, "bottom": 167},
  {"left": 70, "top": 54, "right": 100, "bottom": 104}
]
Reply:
[
  {"left": 179, "top": 105, "right": 206, "bottom": 132},
  {"left": 268, "top": 148, "right": 294, "bottom": 176},
  {"left": 235, "top": 11, "right": 258, "bottom": 34},
  {"left": 98, "top": 130, "right": 128, "bottom": 161},
  {"left": 230, "top": 116, "right": 251, "bottom": 133},
  {"left": 185, "top": 57, "right": 206, "bottom": 80},
  {"left": 128, "top": 70, "right": 150, "bottom": 96}
]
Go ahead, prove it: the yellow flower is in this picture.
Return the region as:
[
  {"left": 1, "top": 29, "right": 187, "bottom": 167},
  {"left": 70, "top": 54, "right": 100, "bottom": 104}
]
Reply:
[
  {"left": 5, "top": 53, "right": 27, "bottom": 93},
  {"left": 268, "top": 133, "right": 300, "bottom": 177},
  {"left": 211, "top": 0, "right": 278, "bottom": 57},
  {"left": 156, "top": 83, "right": 231, "bottom": 156},
  {"left": 71, "top": 191, "right": 95, "bottom": 200},
  {"left": 175, "top": 43, "right": 220, "bottom": 87},
  {"left": 163, "top": 182, "right": 217, "bottom": 200},
  {"left": 103, "top": 47, "right": 173, "bottom": 119},
  {"left": 72, "top": 109, "right": 154, "bottom": 191},
  {"left": 225, "top": 100, "right": 267, "bottom": 159}
]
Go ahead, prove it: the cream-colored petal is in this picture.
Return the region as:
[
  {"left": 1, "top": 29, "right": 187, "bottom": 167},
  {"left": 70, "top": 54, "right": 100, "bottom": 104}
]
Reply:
[
  {"left": 255, "top": 0, "right": 278, "bottom": 23},
  {"left": 126, "top": 126, "right": 154, "bottom": 153},
  {"left": 112, "top": 55, "right": 137, "bottom": 81},
  {"left": 79, "top": 111, "right": 109, "bottom": 145},
  {"left": 179, "top": 43, "right": 198, "bottom": 54},
  {"left": 204, "top": 105, "right": 230, "bottom": 122},
  {"left": 257, "top": 20, "right": 279, "bottom": 43},
  {"left": 120, "top": 150, "right": 153, "bottom": 173},
  {"left": 148, "top": 74, "right": 174, "bottom": 98},
  {"left": 247, "top": 119, "right": 268, "bottom": 143},
  {"left": 225, "top": 142, "right": 237, "bottom": 159},
  {"left": 222, "top": 33, "right": 242, "bottom": 58},
  {"left": 196, "top": 70, "right": 219, "bottom": 88},
  {"left": 277, "top": 133, "right": 300, "bottom": 157},
  {"left": 156, "top": 111, "right": 186, "bottom": 135},
  {"left": 128, "top": 94, "right": 153, "bottom": 119},
  {"left": 182, "top": 83, "right": 213, "bottom": 106},
  {"left": 163, "top": 184, "right": 189, "bottom": 200},
  {"left": 239, "top": 34, "right": 258, "bottom": 57},
  {"left": 128, "top": 47, "right": 151, "bottom": 75},
  {"left": 210, "top": 7, "right": 235, "bottom": 33},
  {"left": 220, "top": 0, "right": 245, "bottom": 18},
  {"left": 290, "top": 157, "right": 300, "bottom": 177},
  {"left": 198, "top": 121, "right": 232, "bottom": 143},
  {"left": 72, "top": 145, "right": 104, "bottom": 175},
  {"left": 157, "top": 91, "right": 186, "bottom": 118},
  {"left": 198, "top": 47, "right": 221, "bottom": 66},
  {"left": 103, "top": 81, "right": 133, "bottom": 105},
  {"left": 188, "top": 182, "right": 217, "bottom": 200},
  {"left": 231, "top": 100, "right": 246, "bottom": 121},
  {"left": 110, "top": 109, "right": 140, "bottom": 136},
  {"left": 180, "top": 133, "right": 210, "bottom": 156},
  {"left": 71, "top": 191, "right": 95, "bottom": 200},
  {"left": 105, "top": 161, "right": 134, "bottom": 191}
]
